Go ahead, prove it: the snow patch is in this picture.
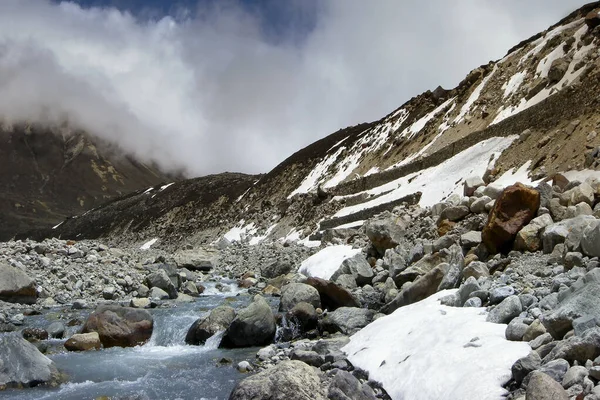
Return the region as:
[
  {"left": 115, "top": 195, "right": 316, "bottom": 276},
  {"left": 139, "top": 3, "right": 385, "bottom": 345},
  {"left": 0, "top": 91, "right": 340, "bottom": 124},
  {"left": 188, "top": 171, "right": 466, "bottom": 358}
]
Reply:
[
  {"left": 140, "top": 238, "right": 158, "bottom": 250},
  {"left": 343, "top": 290, "right": 531, "bottom": 400},
  {"left": 454, "top": 66, "right": 496, "bottom": 124},
  {"left": 502, "top": 71, "right": 526, "bottom": 98},
  {"left": 298, "top": 245, "right": 361, "bottom": 280}
]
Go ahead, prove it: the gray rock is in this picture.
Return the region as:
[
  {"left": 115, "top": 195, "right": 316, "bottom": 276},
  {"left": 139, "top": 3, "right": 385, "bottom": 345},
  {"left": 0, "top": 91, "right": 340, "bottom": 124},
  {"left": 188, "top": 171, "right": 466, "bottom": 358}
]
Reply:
[
  {"left": 145, "top": 269, "right": 178, "bottom": 299},
  {"left": 335, "top": 274, "right": 358, "bottom": 290},
  {"left": 460, "top": 231, "right": 482, "bottom": 249},
  {"left": 46, "top": 322, "right": 65, "bottom": 339},
  {"left": 483, "top": 184, "right": 503, "bottom": 200},
  {"left": 185, "top": 305, "right": 236, "bottom": 345},
  {"left": 542, "top": 269, "right": 600, "bottom": 338},
  {"left": 562, "top": 365, "right": 588, "bottom": 389},
  {"left": 149, "top": 286, "right": 169, "bottom": 300},
  {"left": 0, "top": 262, "right": 37, "bottom": 304},
  {"left": 320, "top": 307, "right": 375, "bottom": 335},
  {"left": 544, "top": 327, "right": 600, "bottom": 363},
  {"left": 237, "top": 361, "right": 253, "bottom": 373},
  {"left": 331, "top": 254, "right": 374, "bottom": 286},
  {"left": 582, "top": 222, "right": 600, "bottom": 258},
  {"left": 486, "top": 295, "right": 522, "bottom": 324},
  {"left": 506, "top": 318, "right": 529, "bottom": 341},
  {"left": 470, "top": 196, "right": 492, "bottom": 214},
  {"left": 229, "top": 360, "right": 326, "bottom": 400},
  {"left": 290, "top": 350, "right": 325, "bottom": 367},
  {"left": 456, "top": 276, "right": 481, "bottom": 307},
  {"left": 432, "top": 235, "right": 458, "bottom": 252},
  {"left": 490, "top": 286, "right": 516, "bottom": 305},
  {"left": 523, "top": 319, "right": 547, "bottom": 342},
  {"left": 365, "top": 212, "right": 407, "bottom": 255},
  {"left": 439, "top": 206, "right": 470, "bottom": 222},
  {"left": 543, "top": 216, "right": 599, "bottom": 253},
  {"left": 279, "top": 283, "right": 321, "bottom": 312},
  {"left": 573, "top": 315, "right": 598, "bottom": 337},
  {"left": 512, "top": 351, "right": 541, "bottom": 385},
  {"left": 172, "top": 248, "right": 218, "bottom": 271},
  {"left": 559, "top": 183, "right": 594, "bottom": 207},
  {"left": 464, "top": 297, "right": 482, "bottom": 307},
  {"left": 260, "top": 260, "right": 293, "bottom": 279},
  {"left": 327, "top": 370, "right": 377, "bottom": 400},
  {"left": 221, "top": 295, "right": 276, "bottom": 348},
  {"left": 464, "top": 176, "right": 485, "bottom": 197},
  {"left": 462, "top": 261, "right": 489, "bottom": 280},
  {"left": 526, "top": 371, "right": 568, "bottom": 400},
  {"left": 530, "top": 333, "right": 553, "bottom": 350},
  {"left": 515, "top": 214, "right": 554, "bottom": 252},
  {"left": 539, "top": 358, "right": 569, "bottom": 383},
  {"left": 0, "top": 334, "right": 63, "bottom": 389}
]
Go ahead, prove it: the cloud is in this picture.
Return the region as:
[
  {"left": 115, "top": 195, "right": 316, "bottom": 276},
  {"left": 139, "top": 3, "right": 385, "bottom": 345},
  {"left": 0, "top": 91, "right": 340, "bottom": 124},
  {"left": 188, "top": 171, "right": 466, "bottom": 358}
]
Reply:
[{"left": 0, "top": 0, "right": 589, "bottom": 175}]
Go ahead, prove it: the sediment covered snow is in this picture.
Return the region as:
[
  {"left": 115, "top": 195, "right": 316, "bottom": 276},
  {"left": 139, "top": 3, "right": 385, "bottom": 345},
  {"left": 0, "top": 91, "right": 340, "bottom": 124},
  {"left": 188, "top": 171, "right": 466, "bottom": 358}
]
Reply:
[
  {"left": 333, "top": 136, "right": 515, "bottom": 217},
  {"left": 343, "top": 290, "right": 530, "bottom": 400},
  {"left": 298, "top": 245, "right": 361, "bottom": 280},
  {"left": 454, "top": 66, "right": 496, "bottom": 125}
]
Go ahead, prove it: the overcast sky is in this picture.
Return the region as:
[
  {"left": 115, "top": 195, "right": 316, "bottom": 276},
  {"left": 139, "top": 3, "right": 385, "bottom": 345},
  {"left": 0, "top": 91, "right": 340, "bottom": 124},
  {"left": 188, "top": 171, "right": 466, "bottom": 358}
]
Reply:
[{"left": 0, "top": 0, "right": 589, "bottom": 176}]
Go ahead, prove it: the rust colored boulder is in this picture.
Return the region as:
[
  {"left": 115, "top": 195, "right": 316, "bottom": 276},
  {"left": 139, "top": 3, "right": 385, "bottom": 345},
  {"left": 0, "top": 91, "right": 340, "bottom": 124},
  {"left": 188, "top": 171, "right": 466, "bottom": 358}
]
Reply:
[
  {"left": 81, "top": 305, "right": 153, "bottom": 348},
  {"left": 305, "top": 277, "right": 360, "bottom": 310},
  {"left": 482, "top": 183, "right": 540, "bottom": 254}
]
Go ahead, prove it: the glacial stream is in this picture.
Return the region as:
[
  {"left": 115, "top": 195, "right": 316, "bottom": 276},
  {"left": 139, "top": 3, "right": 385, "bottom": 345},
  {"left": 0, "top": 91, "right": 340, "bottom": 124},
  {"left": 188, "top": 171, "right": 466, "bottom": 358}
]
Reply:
[{"left": 0, "top": 282, "right": 267, "bottom": 400}]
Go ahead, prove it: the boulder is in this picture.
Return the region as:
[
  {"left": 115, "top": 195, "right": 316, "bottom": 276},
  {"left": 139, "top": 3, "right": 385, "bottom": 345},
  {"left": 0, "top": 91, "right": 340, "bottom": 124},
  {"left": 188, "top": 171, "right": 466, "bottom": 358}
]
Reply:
[
  {"left": 64, "top": 332, "right": 101, "bottom": 352},
  {"left": 0, "top": 262, "right": 37, "bottom": 304},
  {"left": 482, "top": 183, "right": 540, "bottom": 253},
  {"left": 365, "top": 211, "right": 407, "bottom": 255},
  {"left": 185, "top": 305, "right": 236, "bottom": 345},
  {"left": 279, "top": 283, "right": 321, "bottom": 312},
  {"left": 145, "top": 269, "right": 178, "bottom": 299},
  {"left": 486, "top": 295, "right": 522, "bottom": 324},
  {"left": 542, "top": 269, "right": 600, "bottom": 339},
  {"left": 0, "top": 334, "right": 63, "bottom": 389},
  {"left": 288, "top": 302, "right": 318, "bottom": 332},
  {"left": 548, "top": 58, "right": 570, "bottom": 85},
  {"left": 512, "top": 351, "right": 541, "bottom": 385},
  {"left": 173, "top": 248, "right": 218, "bottom": 271},
  {"left": 381, "top": 263, "right": 449, "bottom": 314},
  {"left": 526, "top": 371, "right": 568, "bottom": 400},
  {"left": 304, "top": 277, "right": 360, "bottom": 310},
  {"left": 229, "top": 360, "right": 326, "bottom": 400},
  {"left": 460, "top": 231, "right": 482, "bottom": 249},
  {"left": 543, "top": 327, "right": 600, "bottom": 363},
  {"left": 149, "top": 287, "right": 169, "bottom": 300},
  {"left": 586, "top": 9, "right": 600, "bottom": 29},
  {"left": 514, "top": 214, "right": 553, "bottom": 252},
  {"left": 331, "top": 254, "right": 374, "bottom": 286},
  {"left": 471, "top": 196, "right": 492, "bottom": 214},
  {"left": 327, "top": 370, "right": 377, "bottom": 400},
  {"left": 559, "top": 182, "right": 594, "bottom": 207},
  {"left": 221, "top": 295, "right": 276, "bottom": 348},
  {"left": 290, "top": 350, "right": 325, "bottom": 367},
  {"left": 260, "top": 260, "right": 294, "bottom": 279},
  {"left": 320, "top": 307, "right": 375, "bottom": 335},
  {"left": 82, "top": 305, "right": 154, "bottom": 348},
  {"left": 46, "top": 322, "right": 65, "bottom": 339},
  {"left": 462, "top": 261, "right": 489, "bottom": 280},
  {"left": 582, "top": 222, "right": 600, "bottom": 258},
  {"left": 438, "top": 206, "right": 470, "bottom": 222}
]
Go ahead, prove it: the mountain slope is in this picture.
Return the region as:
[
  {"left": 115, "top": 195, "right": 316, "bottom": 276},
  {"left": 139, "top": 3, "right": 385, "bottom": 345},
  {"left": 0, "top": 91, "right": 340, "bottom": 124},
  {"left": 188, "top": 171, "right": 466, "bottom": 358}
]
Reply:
[
  {"left": 38, "top": 1, "right": 600, "bottom": 248},
  {"left": 0, "top": 123, "right": 170, "bottom": 240}
]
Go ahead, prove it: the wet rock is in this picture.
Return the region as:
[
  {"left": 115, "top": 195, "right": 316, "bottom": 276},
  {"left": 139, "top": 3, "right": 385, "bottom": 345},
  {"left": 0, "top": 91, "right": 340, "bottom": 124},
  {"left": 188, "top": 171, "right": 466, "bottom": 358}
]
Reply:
[
  {"left": 0, "top": 262, "right": 37, "bottom": 304},
  {"left": 229, "top": 360, "right": 326, "bottom": 400},
  {"left": 288, "top": 302, "right": 318, "bottom": 332},
  {"left": 82, "top": 305, "right": 154, "bottom": 348},
  {"left": 186, "top": 305, "right": 236, "bottom": 345},
  {"left": 482, "top": 183, "right": 540, "bottom": 254},
  {"left": 46, "top": 322, "right": 65, "bottom": 339},
  {"left": 64, "top": 332, "right": 101, "bottom": 352},
  {"left": 0, "top": 334, "right": 63, "bottom": 389},
  {"left": 221, "top": 295, "right": 276, "bottom": 348}
]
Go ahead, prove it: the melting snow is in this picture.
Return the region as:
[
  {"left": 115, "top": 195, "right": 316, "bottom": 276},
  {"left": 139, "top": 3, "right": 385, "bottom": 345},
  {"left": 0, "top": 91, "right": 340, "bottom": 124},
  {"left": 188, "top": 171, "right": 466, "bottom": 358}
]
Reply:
[
  {"left": 401, "top": 98, "right": 454, "bottom": 139},
  {"left": 298, "top": 245, "right": 361, "bottom": 280},
  {"left": 343, "top": 290, "right": 531, "bottom": 400},
  {"left": 140, "top": 238, "right": 158, "bottom": 250},
  {"left": 333, "top": 136, "right": 516, "bottom": 217},
  {"left": 502, "top": 71, "right": 526, "bottom": 98},
  {"left": 224, "top": 221, "right": 257, "bottom": 242}
]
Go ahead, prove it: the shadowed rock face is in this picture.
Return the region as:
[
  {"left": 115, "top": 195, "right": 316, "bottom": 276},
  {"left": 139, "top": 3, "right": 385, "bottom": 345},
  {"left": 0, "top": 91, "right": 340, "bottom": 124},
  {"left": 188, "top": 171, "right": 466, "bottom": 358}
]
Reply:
[{"left": 0, "top": 124, "right": 169, "bottom": 241}]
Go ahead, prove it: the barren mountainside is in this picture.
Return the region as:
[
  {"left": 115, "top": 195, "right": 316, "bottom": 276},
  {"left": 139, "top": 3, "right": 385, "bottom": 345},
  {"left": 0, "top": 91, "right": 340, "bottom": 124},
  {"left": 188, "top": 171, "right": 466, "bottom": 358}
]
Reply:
[{"left": 24, "top": 1, "right": 600, "bottom": 249}]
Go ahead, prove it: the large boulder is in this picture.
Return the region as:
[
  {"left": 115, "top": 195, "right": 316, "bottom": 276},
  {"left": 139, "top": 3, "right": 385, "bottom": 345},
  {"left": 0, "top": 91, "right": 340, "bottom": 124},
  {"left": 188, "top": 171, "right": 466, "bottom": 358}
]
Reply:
[
  {"left": 228, "top": 360, "right": 326, "bottom": 400},
  {"left": 327, "top": 370, "right": 377, "bottom": 400},
  {"left": 145, "top": 269, "right": 178, "bottom": 299},
  {"left": 221, "top": 295, "right": 276, "bottom": 348},
  {"left": 305, "top": 277, "right": 360, "bottom": 310},
  {"left": 365, "top": 211, "right": 406, "bottom": 255},
  {"left": 582, "top": 222, "right": 600, "bottom": 258},
  {"left": 464, "top": 176, "right": 485, "bottom": 197},
  {"left": 0, "top": 262, "right": 37, "bottom": 304},
  {"left": 514, "top": 214, "right": 553, "bottom": 252},
  {"left": 320, "top": 307, "right": 375, "bottom": 335},
  {"left": 547, "top": 58, "right": 570, "bottom": 85},
  {"left": 0, "top": 334, "right": 63, "bottom": 389},
  {"left": 172, "top": 248, "right": 218, "bottom": 272},
  {"left": 260, "top": 260, "right": 294, "bottom": 279},
  {"left": 279, "top": 283, "right": 321, "bottom": 312},
  {"left": 526, "top": 371, "right": 568, "bottom": 400},
  {"left": 82, "top": 305, "right": 154, "bottom": 348},
  {"left": 381, "top": 263, "right": 450, "bottom": 314},
  {"left": 542, "top": 269, "right": 600, "bottom": 339},
  {"left": 185, "top": 305, "right": 236, "bottom": 345},
  {"left": 330, "top": 254, "right": 374, "bottom": 286},
  {"left": 559, "top": 182, "right": 594, "bottom": 207},
  {"left": 482, "top": 183, "right": 540, "bottom": 253},
  {"left": 543, "top": 328, "right": 600, "bottom": 364}
]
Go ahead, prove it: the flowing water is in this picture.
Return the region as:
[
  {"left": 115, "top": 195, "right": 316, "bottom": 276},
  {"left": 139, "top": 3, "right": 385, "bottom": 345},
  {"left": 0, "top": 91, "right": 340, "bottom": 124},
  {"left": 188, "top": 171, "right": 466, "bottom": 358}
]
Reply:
[{"left": 0, "top": 281, "right": 269, "bottom": 400}]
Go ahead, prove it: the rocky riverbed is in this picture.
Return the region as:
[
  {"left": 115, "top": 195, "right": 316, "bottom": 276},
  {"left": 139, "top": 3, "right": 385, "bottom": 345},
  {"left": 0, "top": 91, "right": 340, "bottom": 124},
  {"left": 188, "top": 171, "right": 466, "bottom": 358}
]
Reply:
[{"left": 4, "top": 175, "right": 600, "bottom": 399}]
